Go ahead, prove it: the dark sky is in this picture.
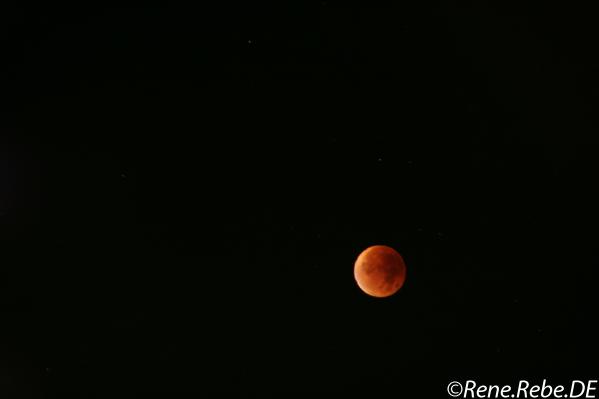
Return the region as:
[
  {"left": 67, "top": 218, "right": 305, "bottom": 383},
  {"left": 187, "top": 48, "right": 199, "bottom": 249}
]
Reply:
[{"left": 2, "top": 3, "right": 599, "bottom": 396}]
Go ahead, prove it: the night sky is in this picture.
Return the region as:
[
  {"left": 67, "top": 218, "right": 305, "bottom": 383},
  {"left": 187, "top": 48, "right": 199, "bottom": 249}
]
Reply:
[{"left": 2, "top": 3, "right": 599, "bottom": 397}]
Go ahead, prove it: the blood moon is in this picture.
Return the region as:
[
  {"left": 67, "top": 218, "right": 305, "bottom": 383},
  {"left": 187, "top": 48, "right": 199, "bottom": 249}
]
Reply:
[{"left": 354, "top": 245, "right": 406, "bottom": 298}]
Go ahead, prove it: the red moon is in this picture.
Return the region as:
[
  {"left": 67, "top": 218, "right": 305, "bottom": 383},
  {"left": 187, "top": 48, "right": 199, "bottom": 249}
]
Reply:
[{"left": 354, "top": 245, "right": 406, "bottom": 298}]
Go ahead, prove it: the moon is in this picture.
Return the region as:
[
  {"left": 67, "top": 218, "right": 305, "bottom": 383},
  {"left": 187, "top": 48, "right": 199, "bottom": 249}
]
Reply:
[{"left": 354, "top": 245, "right": 406, "bottom": 298}]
